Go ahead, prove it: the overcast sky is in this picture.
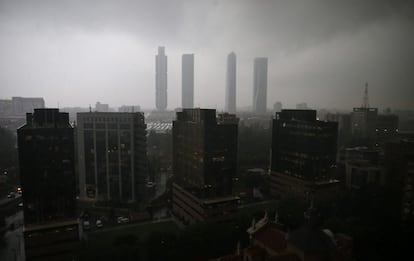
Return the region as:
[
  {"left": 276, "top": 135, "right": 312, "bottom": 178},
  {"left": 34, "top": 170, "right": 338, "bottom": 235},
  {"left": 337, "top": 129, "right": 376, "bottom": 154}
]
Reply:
[{"left": 0, "top": 0, "right": 413, "bottom": 111}]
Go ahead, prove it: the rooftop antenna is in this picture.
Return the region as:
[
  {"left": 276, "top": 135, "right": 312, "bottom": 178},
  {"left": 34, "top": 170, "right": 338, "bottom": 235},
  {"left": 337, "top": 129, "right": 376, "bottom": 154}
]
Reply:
[{"left": 362, "top": 82, "right": 369, "bottom": 108}]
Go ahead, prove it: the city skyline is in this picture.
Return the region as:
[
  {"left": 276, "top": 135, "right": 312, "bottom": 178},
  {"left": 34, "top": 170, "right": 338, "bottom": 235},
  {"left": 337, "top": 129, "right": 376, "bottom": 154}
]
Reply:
[{"left": 0, "top": 1, "right": 413, "bottom": 111}]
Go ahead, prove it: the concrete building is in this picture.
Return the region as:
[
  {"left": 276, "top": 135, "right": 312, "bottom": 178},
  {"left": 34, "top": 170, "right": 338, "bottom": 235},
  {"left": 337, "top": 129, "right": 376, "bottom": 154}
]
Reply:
[
  {"left": 345, "top": 160, "right": 385, "bottom": 189},
  {"left": 172, "top": 109, "right": 239, "bottom": 224},
  {"left": 253, "top": 57, "right": 268, "bottom": 114},
  {"left": 95, "top": 102, "right": 110, "bottom": 112},
  {"left": 0, "top": 96, "right": 45, "bottom": 116},
  {"left": 17, "top": 108, "right": 79, "bottom": 260},
  {"left": 77, "top": 112, "right": 147, "bottom": 203},
  {"left": 225, "top": 52, "right": 236, "bottom": 114},
  {"left": 182, "top": 54, "right": 194, "bottom": 108},
  {"left": 269, "top": 110, "right": 339, "bottom": 199},
  {"left": 155, "top": 46, "right": 168, "bottom": 110},
  {"left": 385, "top": 140, "right": 414, "bottom": 225},
  {"left": 351, "top": 107, "right": 378, "bottom": 144}
]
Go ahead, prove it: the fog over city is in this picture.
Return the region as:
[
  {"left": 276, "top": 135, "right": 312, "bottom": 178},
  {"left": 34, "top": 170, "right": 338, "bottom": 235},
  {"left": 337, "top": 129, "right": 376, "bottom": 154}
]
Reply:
[{"left": 0, "top": 0, "right": 413, "bottom": 110}]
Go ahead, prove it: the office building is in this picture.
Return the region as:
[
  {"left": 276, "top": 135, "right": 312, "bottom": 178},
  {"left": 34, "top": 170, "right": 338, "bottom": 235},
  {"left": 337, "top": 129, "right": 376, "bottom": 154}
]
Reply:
[
  {"left": 253, "top": 57, "right": 268, "bottom": 114},
  {"left": 17, "top": 108, "right": 79, "bottom": 260},
  {"left": 95, "top": 102, "right": 110, "bottom": 112},
  {"left": 77, "top": 112, "right": 147, "bottom": 203},
  {"left": 225, "top": 52, "right": 236, "bottom": 114},
  {"left": 182, "top": 54, "right": 194, "bottom": 108},
  {"left": 385, "top": 140, "right": 414, "bottom": 225},
  {"left": 351, "top": 107, "right": 378, "bottom": 143},
  {"left": 155, "top": 46, "right": 168, "bottom": 110},
  {"left": 269, "top": 110, "right": 339, "bottom": 199},
  {"left": 172, "top": 109, "right": 239, "bottom": 224},
  {"left": 0, "top": 96, "right": 45, "bottom": 116}
]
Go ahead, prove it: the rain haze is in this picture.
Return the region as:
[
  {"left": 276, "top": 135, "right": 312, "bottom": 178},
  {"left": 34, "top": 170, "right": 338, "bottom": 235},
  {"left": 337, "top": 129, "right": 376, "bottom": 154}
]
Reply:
[{"left": 0, "top": 0, "right": 413, "bottom": 111}]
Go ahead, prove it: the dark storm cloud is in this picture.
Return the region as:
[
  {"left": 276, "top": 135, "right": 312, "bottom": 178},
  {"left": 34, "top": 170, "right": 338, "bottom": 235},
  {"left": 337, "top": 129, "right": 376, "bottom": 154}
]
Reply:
[{"left": 0, "top": 0, "right": 413, "bottom": 110}]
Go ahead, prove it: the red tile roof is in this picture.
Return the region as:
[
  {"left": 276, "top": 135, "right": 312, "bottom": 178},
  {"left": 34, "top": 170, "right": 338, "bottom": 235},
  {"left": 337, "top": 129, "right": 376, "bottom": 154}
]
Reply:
[{"left": 253, "top": 223, "right": 287, "bottom": 253}]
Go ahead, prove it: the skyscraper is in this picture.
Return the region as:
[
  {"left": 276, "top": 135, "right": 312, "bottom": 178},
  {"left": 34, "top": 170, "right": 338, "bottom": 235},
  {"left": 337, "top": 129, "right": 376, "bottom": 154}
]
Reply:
[
  {"left": 182, "top": 54, "right": 194, "bottom": 108},
  {"left": 156, "top": 46, "right": 167, "bottom": 110},
  {"left": 253, "top": 57, "right": 268, "bottom": 114},
  {"left": 269, "top": 109, "right": 339, "bottom": 199},
  {"left": 17, "top": 108, "right": 79, "bottom": 260},
  {"left": 225, "top": 52, "right": 236, "bottom": 113},
  {"left": 77, "top": 112, "right": 147, "bottom": 203},
  {"left": 172, "top": 109, "right": 239, "bottom": 224}
]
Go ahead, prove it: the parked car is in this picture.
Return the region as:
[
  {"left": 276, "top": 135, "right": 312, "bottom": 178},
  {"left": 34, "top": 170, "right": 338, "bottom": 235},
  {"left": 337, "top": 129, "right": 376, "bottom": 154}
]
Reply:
[
  {"left": 96, "top": 219, "right": 103, "bottom": 228},
  {"left": 116, "top": 216, "right": 130, "bottom": 224}
]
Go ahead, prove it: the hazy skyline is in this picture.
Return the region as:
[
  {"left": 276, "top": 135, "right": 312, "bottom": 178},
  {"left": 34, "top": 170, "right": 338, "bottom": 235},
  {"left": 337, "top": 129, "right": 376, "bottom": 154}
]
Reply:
[{"left": 0, "top": 0, "right": 413, "bottom": 111}]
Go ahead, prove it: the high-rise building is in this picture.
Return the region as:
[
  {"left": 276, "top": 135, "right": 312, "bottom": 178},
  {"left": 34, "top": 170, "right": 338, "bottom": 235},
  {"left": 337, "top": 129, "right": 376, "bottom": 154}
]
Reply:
[
  {"left": 17, "top": 108, "right": 79, "bottom": 260},
  {"left": 269, "top": 109, "right": 339, "bottom": 199},
  {"left": 156, "top": 46, "right": 168, "bottom": 110},
  {"left": 225, "top": 52, "right": 236, "bottom": 114},
  {"left": 182, "top": 54, "right": 194, "bottom": 108},
  {"left": 253, "top": 57, "right": 268, "bottom": 114},
  {"left": 351, "top": 107, "right": 378, "bottom": 143},
  {"left": 77, "top": 112, "right": 147, "bottom": 203},
  {"left": 172, "top": 109, "right": 239, "bottom": 224},
  {"left": 385, "top": 140, "right": 414, "bottom": 225}
]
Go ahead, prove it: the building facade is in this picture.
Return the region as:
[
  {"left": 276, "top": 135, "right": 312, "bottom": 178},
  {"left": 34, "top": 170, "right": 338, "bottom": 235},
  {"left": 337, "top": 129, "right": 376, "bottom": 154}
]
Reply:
[
  {"left": 269, "top": 110, "right": 339, "bottom": 199},
  {"left": 253, "top": 57, "right": 268, "bottom": 114},
  {"left": 17, "top": 108, "right": 79, "bottom": 260},
  {"left": 225, "top": 52, "right": 236, "bottom": 114},
  {"left": 385, "top": 140, "right": 414, "bottom": 225},
  {"left": 77, "top": 112, "right": 147, "bottom": 203},
  {"left": 182, "top": 54, "right": 194, "bottom": 108},
  {"left": 156, "top": 46, "right": 168, "bottom": 110},
  {"left": 172, "top": 109, "right": 239, "bottom": 224}
]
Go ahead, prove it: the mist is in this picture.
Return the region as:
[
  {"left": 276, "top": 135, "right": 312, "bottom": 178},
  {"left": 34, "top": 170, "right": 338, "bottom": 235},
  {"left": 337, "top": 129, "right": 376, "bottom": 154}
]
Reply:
[{"left": 0, "top": 0, "right": 413, "bottom": 110}]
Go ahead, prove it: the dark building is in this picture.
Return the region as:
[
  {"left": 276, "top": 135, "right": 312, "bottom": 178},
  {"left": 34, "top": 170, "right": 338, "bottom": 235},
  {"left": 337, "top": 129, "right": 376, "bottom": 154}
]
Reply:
[
  {"left": 351, "top": 107, "right": 378, "bottom": 144},
  {"left": 375, "top": 114, "right": 399, "bottom": 147},
  {"left": 270, "top": 110, "right": 339, "bottom": 199},
  {"left": 172, "top": 109, "right": 239, "bottom": 224},
  {"left": 155, "top": 46, "right": 168, "bottom": 110},
  {"left": 182, "top": 54, "right": 194, "bottom": 108},
  {"left": 17, "top": 108, "right": 79, "bottom": 260},
  {"left": 385, "top": 140, "right": 414, "bottom": 225},
  {"left": 77, "top": 112, "right": 147, "bottom": 203}
]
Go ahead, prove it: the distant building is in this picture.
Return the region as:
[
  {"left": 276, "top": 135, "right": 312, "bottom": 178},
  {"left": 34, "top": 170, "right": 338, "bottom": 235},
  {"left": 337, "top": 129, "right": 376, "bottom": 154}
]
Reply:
[
  {"left": 156, "top": 46, "right": 168, "bottom": 110},
  {"left": 118, "top": 105, "right": 141, "bottom": 113},
  {"left": 182, "top": 54, "right": 194, "bottom": 108},
  {"left": 0, "top": 96, "right": 45, "bottom": 116},
  {"left": 269, "top": 110, "right": 339, "bottom": 199},
  {"left": 172, "top": 109, "right": 239, "bottom": 224},
  {"left": 225, "top": 52, "right": 236, "bottom": 114},
  {"left": 0, "top": 97, "right": 45, "bottom": 131},
  {"left": 351, "top": 107, "right": 378, "bottom": 143},
  {"left": 296, "top": 102, "right": 308, "bottom": 110},
  {"left": 77, "top": 112, "right": 147, "bottom": 203},
  {"left": 375, "top": 114, "right": 399, "bottom": 147},
  {"left": 253, "top": 57, "right": 268, "bottom": 114},
  {"left": 273, "top": 101, "right": 282, "bottom": 112},
  {"left": 95, "top": 102, "right": 110, "bottom": 112},
  {"left": 17, "top": 108, "right": 79, "bottom": 260}
]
